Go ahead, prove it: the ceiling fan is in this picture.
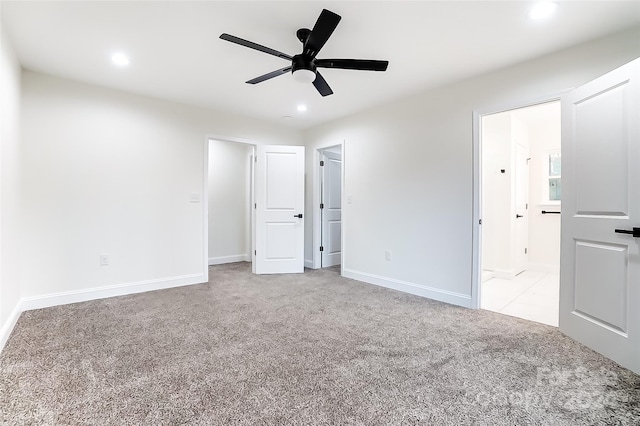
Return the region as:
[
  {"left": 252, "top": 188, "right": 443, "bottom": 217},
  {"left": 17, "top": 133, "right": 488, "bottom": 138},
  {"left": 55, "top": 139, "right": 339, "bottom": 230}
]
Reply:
[{"left": 220, "top": 9, "right": 389, "bottom": 97}]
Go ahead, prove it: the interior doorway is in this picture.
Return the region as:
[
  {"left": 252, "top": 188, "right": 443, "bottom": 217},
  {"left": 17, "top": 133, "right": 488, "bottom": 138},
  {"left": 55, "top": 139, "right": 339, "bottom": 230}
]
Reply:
[
  {"left": 313, "top": 143, "right": 344, "bottom": 270},
  {"left": 479, "top": 101, "right": 561, "bottom": 326},
  {"left": 320, "top": 146, "right": 342, "bottom": 268},
  {"left": 207, "top": 138, "right": 255, "bottom": 267}
]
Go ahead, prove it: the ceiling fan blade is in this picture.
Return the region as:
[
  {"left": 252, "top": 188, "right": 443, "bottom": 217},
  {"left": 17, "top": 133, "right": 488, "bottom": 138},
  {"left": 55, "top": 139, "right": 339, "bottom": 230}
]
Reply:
[
  {"left": 316, "top": 59, "right": 389, "bottom": 71},
  {"left": 312, "top": 72, "right": 334, "bottom": 97},
  {"left": 220, "top": 33, "right": 292, "bottom": 61},
  {"left": 246, "top": 67, "right": 292, "bottom": 84},
  {"left": 304, "top": 9, "right": 341, "bottom": 57}
]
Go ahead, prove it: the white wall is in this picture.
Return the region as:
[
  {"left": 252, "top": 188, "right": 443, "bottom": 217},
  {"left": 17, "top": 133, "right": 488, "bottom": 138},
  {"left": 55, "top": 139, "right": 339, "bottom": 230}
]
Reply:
[
  {"left": 208, "top": 140, "right": 252, "bottom": 264},
  {"left": 0, "top": 24, "right": 23, "bottom": 348},
  {"left": 19, "top": 71, "right": 301, "bottom": 306},
  {"left": 481, "top": 112, "right": 512, "bottom": 275},
  {"left": 303, "top": 27, "right": 640, "bottom": 307},
  {"left": 525, "top": 103, "right": 561, "bottom": 270},
  {"left": 482, "top": 111, "right": 531, "bottom": 278}
]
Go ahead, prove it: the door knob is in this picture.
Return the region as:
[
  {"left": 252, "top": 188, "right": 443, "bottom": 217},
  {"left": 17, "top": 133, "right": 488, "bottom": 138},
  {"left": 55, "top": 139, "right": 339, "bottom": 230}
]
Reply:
[
  {"left": 615, "top": 227, "right": 640, "bottom": 238},
  {"left": 294, "top": 214, "right": 303, "bottom": 219},
  {"left": 516, "top": 214, "right": 523, "bottom": 218}
]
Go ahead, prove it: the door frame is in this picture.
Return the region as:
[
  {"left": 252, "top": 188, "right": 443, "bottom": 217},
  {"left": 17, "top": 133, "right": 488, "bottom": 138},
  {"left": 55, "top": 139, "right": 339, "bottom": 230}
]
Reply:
[
  {"left": 471, "top": 92, "right": 567, "bottom": 309},
  {"left": 312, "top": 140, "right": 345, "bottom": 271},
  {"left": 204, "top": 134, "right": 257, "bottom": 272}
]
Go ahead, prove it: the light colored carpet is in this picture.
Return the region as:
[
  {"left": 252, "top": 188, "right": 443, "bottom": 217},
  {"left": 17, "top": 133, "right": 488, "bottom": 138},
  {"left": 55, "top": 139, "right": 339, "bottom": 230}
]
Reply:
[{"left": 1, "top": 262, "right": 638, "bottom": 425}]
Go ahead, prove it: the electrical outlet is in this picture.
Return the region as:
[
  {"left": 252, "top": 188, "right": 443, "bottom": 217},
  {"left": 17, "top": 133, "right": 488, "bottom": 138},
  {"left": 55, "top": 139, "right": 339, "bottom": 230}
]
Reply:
[
  {"left": 385, "top": 250, "right": 392, "bottom": 261},
  {"left": 99, "top": 254, "right": 109, "bottom": 266}
]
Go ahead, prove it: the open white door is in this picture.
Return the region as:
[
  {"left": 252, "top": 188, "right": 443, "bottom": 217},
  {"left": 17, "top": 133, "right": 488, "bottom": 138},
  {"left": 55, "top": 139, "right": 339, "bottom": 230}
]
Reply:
[
  {"left": 560, "top": 58, "right": 639, "bottom": 373},
  {"left": 254, "top": 145, "right": 305, "bottom": 274},
  {"left": 321, "top": 151, "right": 342, "bottom": 267}
]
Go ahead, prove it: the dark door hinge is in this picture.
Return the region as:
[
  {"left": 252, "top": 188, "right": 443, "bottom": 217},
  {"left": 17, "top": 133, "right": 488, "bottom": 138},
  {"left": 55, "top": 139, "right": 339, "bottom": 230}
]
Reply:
[
  {"left": 320, "top": 246, "right": 324, "bottom": 252},
  {"left": 320, "top": 160, "right": 324, "bottom": 166},
  {"left": 320, "top": 203, "right": 324, "bottom": 209}
]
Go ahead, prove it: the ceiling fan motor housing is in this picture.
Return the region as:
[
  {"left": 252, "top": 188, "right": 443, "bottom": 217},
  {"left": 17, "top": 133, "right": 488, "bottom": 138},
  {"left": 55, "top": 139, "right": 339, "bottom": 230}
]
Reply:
[
  {"left": 292, "top": 54, "right": 316, "bottom": 75},
  {"left": 291, "top": 54, "right": 316, "bottom": 83}
]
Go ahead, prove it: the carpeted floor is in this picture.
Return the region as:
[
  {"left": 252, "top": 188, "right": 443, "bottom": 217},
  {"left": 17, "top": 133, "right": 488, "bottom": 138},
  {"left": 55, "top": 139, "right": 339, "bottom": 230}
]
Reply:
[{"left": 1, "top": 262, "right": 639, "bottom": 425}]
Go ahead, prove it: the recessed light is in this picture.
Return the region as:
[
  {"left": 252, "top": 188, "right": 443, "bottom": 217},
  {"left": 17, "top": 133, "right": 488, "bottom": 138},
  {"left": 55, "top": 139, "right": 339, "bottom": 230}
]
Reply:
[
  {"left": 530, "top": 2, "right": 558, "bottom": 20},
  {"left": 111, "top": 52, "right": 130, "bottom": 67},
  {"left": 297, "top": 104, "right": 307, "bottom": 112}
]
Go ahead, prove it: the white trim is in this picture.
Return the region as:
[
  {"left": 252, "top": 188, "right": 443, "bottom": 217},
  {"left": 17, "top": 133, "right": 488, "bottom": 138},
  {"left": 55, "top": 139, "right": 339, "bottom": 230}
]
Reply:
[
  {"left": 312, "top": 148, "right": 322, "bottom": 269},
  {"left": 251, "top": 146, "right": 256, "bottom": 274},
  {"left": 343, "top": 268, "right": 472, "bottom": 308},
  {"left": 312, "top": 141, "right": 345, "bottom": 270},
  {"left": 472, "top": 91, "right": 569, "bottom": 310},
  {"left": 471, "top": 110, "right": 482, "bottom": 309},
  {"left": 340, "top": 140, "right": 346, "bottom": 277},
  {"left": 0, "top": 273, "right": 207, "bottom": 354},
  {"left": 206, "top": 134, "right": 260, "bottom": 147},
  {"left": 20, "top": 273, "right": 206, "bottom": 312},
  {"left": 202, "top": 136, "right": 210, "bottom": 278},
  {"left": 304, "top": 259, "right": 313, "bottom": 268},
  {"left": 0, "top": 302, "right": 22, "bottom": 352},
  {"left": 208, "top": 254, "right": 249, "bottom": 265}
]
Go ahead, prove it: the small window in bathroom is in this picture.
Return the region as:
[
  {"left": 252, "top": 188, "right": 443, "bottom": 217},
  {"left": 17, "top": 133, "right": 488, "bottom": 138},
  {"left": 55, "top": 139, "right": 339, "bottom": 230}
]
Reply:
[{"left": 546, "top": 152, "right": 561, "bottom": 203}]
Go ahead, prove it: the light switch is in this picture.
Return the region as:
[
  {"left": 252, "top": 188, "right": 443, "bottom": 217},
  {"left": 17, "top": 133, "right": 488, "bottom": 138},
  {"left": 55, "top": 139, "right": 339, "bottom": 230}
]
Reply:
[{"left": 190, "top": 193, "right": 201, "bottom": 203}]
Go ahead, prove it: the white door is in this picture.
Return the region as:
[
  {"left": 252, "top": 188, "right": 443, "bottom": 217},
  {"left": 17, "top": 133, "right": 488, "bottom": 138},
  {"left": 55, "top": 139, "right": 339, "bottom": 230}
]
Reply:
[
  {"left": 321, "top": 151, "right": 342, "bottom": 267},
  {"left": 254, "top": 145, "right": 305, "bottom": 274},
  {"left": 560, "top": 58, "right": 640, "bottom": 374},
  {"left": 514, "top": 144, "right": 529, "bottom": 274}
]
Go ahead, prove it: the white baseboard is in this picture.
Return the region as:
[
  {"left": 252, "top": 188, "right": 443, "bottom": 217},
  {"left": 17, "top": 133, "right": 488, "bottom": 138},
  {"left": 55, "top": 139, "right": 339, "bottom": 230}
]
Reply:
[
  {"left": 20, "top": 273, "right": 207, "bottom": 312},
  {"left": 0, "top": 302, "right": 22, "bottom": 352},
  {"left": 304, "top": 259, "right": 314, "bottom": 269},
  {"left": 0, "top": 273, "right": 208, "bottom": 354},
  {"left": 343, "top": 268, "right": 472, "bottom": 308},
  {"left": 208, "top": 254, "right": 249, "bottom": 265}
]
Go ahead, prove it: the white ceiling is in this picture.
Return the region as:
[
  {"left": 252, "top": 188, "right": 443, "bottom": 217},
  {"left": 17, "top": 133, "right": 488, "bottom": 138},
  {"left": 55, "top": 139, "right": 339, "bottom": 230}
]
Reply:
[{"left": 2, "top": 1, "right": 639, "bottom": 129}]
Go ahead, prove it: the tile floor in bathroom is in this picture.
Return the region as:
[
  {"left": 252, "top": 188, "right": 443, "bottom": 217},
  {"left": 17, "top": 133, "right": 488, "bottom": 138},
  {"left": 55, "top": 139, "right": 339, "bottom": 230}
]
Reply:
[{"left": 481, "top": 269, "right": 559, "bottom": 327}]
